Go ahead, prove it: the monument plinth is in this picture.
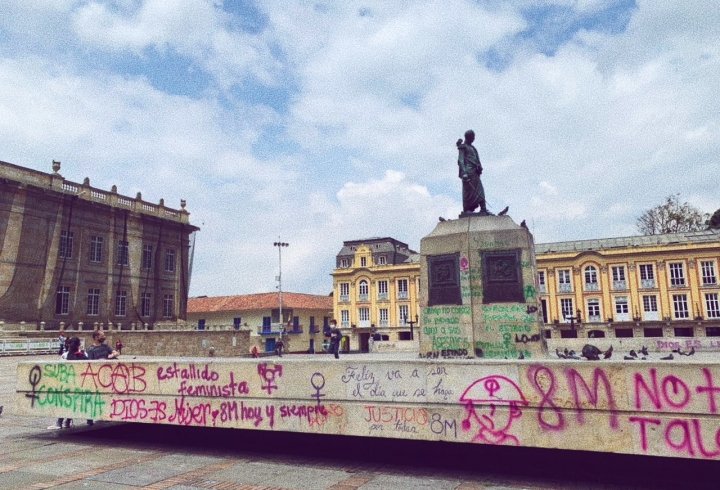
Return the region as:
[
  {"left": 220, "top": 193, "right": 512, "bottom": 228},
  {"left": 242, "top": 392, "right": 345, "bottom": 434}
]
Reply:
[{"left": 419, "top": 215, "right": 547, "bottom": 359}]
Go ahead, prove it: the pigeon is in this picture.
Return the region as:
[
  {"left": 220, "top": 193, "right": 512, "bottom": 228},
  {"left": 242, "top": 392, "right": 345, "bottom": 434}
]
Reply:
[
  {"left": 564, "top": 348, "right": 570, "bottom": 356},
  {"left": 660, "top": 353, "right": 674, "bottom": 360},
  {"left": 0, "top": 405, "right": 3, "bottom": 416},
  {"left": 679, "top": 347, "right": 696, "bottom": 356},
  {"left": 568, "top": 352, "right": 581, "bottom": 360},
  {"left": 688, "top": 346, "right": 695, "bottom": 356},
  {"left": 518, "top": 352, "right": 525, "bottom": 360},
  {"left": 556, "top": 348, "right": 567, "bottom": 359},
  {"left": 639, "top": 346, "right": 649, "bottom": 357},
  {"left": 498, "top": 206, "right": 509, "bottom": 216},
  {"left": 603, "top": 345, "right": 613, "bottom": 359},
  {"left": 520, "top": 220, "right": 528, "bottom": 229},
  {"left": 439, "top": 216, "right": 447, "bottom": 222},
  {"left": 623, "top": 356, "right": 636, "bottom": 360},
  {"left": 641, "top": 357, "right": 647, "bottom": 360},
  {"left": 581, "top": 344, "right": 602, "bottom": 361},
  {"left": 629, "top": 350, "right": 638, "bottom": 358}
]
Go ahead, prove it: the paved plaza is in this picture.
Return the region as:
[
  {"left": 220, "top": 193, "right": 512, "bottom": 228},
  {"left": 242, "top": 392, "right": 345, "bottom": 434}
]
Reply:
[{"left": 1, "top": 354, "right": 717, "bottom": 490}]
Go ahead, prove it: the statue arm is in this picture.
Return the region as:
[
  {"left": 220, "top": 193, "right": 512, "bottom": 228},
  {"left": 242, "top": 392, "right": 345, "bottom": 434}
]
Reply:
[{"left": 457, "top": 146, "right": 468, "bottom": 179}]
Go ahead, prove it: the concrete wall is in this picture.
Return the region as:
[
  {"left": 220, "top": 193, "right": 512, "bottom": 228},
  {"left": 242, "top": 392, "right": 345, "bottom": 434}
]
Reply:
[
  {"left": 16, "top": 356, "right": 720, "bottom": 460},
  {"left": 547, "top": 336, "right": 720, "bottom": 354}
]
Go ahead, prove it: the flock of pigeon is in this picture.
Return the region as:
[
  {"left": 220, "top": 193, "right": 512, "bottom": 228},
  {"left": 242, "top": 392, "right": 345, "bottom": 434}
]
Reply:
[{"left": 555, "top": 344, "right": 696, "bottom": 361}]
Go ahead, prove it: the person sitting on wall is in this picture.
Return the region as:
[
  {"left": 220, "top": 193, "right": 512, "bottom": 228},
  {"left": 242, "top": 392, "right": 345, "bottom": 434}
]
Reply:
[{"left": 86, "top": 330, "right": 120, "bottom": 360}]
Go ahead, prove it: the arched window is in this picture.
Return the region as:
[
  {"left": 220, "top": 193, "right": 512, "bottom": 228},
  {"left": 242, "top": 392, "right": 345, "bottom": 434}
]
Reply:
[
  {"left": 584, "top": 266, "right": 599, "bottom": 291},
  {"left": 358, "top": 280, "right": 369, "bottom": 301}
]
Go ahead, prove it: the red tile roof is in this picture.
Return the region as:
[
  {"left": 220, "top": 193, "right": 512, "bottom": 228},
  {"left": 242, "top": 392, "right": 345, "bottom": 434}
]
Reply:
[{"left": 188, "top": 292, "right": 332, "bottom": 313}]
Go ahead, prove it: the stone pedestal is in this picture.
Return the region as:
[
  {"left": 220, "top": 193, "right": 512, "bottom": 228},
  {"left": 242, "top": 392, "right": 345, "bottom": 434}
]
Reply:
[{"left": 419, "top": 215, "right": 547, "bottom": 359}]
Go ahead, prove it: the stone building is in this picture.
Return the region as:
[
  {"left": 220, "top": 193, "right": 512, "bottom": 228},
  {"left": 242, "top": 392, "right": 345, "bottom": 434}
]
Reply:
[
  {"left": 331, "top": 237, "right": 419, "bottom": 352},
  {"left": 535, "top": 229, "right": 720, "bottom": 340},
  {"left": 186, "top": 292, "right": 333, "bottom": 354},
  {"left": 0, "top": 159, "right": 199, "bottom": 330}
]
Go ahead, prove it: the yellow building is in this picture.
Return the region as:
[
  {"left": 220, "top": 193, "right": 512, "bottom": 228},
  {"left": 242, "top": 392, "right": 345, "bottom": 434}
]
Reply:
[
  {"left": 535, "top": 229, "right": 720, "bottom": 340},
  {"left": 331, "top": 238, "right": 420, "bottom": 352}
]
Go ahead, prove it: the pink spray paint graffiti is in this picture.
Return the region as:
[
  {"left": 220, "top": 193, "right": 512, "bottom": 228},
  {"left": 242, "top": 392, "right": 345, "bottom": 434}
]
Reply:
[{"left": 460, "top": 375, "right": 528, "bottom": 445}]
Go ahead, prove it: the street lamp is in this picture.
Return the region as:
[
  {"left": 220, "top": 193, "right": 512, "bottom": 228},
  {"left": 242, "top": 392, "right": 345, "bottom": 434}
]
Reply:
[
  {"left": 274, "top": 238, "right": 289, "bottom": 333},
  {"left": 565, "top": 309, "right": 582, "bottom": 330},
  {"left": 406, "top": 314, "right": 418, "bottom": 340}
]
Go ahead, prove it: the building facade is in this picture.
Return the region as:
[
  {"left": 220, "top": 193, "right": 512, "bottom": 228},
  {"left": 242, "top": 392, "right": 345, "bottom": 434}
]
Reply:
[
  {"left": 535, "top": 230, "right": 720, "bottom": 340},
  {"left": 0, "top": 159, "right": 198, "bottom": 330},
  {"left": 331, "top": 237, "right": 420, "bottom": 352},
  {"left": 187, "top": 292, "right": 333, "bottom": 354}
]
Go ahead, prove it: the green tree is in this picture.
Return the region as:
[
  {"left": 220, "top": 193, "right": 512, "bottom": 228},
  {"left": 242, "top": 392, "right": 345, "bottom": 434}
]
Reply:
[
  {"left": 636, "top": 194, "right": 708, "bottom": 235},
  {"left": 708, "top": 208, "right": 720, "bottom": 229}
]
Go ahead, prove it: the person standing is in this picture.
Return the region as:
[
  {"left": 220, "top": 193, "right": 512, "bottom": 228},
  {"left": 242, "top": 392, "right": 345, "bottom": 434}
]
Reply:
[
  {"left": 57, "top": 329, "right": 67, "bottom": 356},
  {"left": 49, "top": 337, "right": 86, "bottom": 429},
  {"left": 328, "top": 320, "right": 341, "bottom": 359},
  {"left": 115, "top": 339, "right": 123, "bottom": 354},
  {"left": 275, "top": 337, "right": 284, "bottom": 357}
]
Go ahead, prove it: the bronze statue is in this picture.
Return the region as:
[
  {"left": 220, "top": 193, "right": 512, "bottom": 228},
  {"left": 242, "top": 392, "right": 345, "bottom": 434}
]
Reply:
[{"left": 457, "top": 130, "right": 487, "bottom": 215}]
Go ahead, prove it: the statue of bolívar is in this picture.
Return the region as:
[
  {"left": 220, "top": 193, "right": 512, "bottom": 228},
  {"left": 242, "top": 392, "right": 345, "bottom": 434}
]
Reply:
[{"left": 457, "top": 129, "right": 487, "bottom": 214}]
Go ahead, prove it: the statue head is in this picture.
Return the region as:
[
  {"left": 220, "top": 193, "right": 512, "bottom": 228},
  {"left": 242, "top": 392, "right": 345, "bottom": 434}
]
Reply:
[{"left": 464, "top": 130, "right": 475, "bottom": 144}]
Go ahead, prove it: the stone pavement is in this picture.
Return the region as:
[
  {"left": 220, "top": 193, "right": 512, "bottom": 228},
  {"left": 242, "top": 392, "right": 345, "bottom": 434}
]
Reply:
[{"left": 1, "top": 355, "right": 716, "bottom": 490}]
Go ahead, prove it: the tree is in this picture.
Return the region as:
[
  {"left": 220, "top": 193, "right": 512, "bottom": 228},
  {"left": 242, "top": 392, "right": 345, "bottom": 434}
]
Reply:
[
  {"left": 709, "top": 208, "right": 720, "bottom": 229},
  {"left": 636, "top": 194, "right": 708, "bottom": 235}
]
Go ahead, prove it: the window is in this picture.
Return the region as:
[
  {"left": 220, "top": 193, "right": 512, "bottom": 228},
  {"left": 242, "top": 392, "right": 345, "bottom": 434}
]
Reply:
[
  {"left": 360, "top": 257, "right": 367, "bottom": 267},
  {"left": 397, "top": 279, "right": 409, "bottom": 299},
  {"left": 55, "top": 286, "right": 70, "bottom": 315},
  {"left": 639, "top": 264, "right": 655, "bottom": 288},
  {"left": 358, "top": 280, "right": 369, "bottom": 301},
  {"left": 141, "top": 293, "right": 151, "bottom": 317},
  {"left": 642, "top": 295, "right": 659, "bottom": 321},
  {"left": 377, "top": 280, "right": 388, "bottom": 300},
  {"left": 358, "top": 307, "right": 370, "bottom": 327},
  {"left": 378, "top": 255, "right": 386, "bottom": 265},
  {"left": 669, "top": 262, "right": 685, "bottom": 286},
  {"left": 379, "top": 308, "right": 388, "bottom": 326},
  {"left": 117, "top": 241, "right": 129, "bottom": 266},
  {"left": 558, "top": 270, "right": 571, "bottom": 293},
  {"left": 59, "top": 231, "right": 73, "bottom": 259},
  {"left": 87, "top": 288, "right": 100, "bottom": 316},
  {"left": 705, "top": 293, "right": 720, "bottom": 319},
  {"left": 611, "top": 266, "right": 626, "bottom": 290},
  {"left": 165, "top": 248, "right": 176, "bottom": 272},
  {"left": 340, "top": 258, "right": 349, "bottom": 268},
  {"left": 56, "top": 286, "right": 72, "bottom": 314},
  {"left": 672, "top": 294, "right": 689, "bottom": 319},
  {"left": 341, "top": 309, "right": 350, "bottom": 328},
  {"left": 162, "top": 294, "right": 174, "bottom": 318},
  {"left": 560, "top": 298, "right": 573, "bottom": 322},
  {"left": 614, "top": 296, "right": 629, "bottom": 321},
  {"left": 584, "top": 266, "right": 599, "bottom": 291},
  {"left": 115, "top": 290, "right": 127, "bottom": 316},
  {"left": 399, "top": 305, "right": 409, "bottom": 325},
  {"left": 142, "top": 245, "right": 153, "bottom": 269},
  {"left": 537, "top": 271, "right": 546, "bottom": 293},
  {"left": 339, "top": 283, "right": 350, "bottom": 302},
  {"left": 701, "top": 261, "right": 717, "bottom": 285},
  {"left": 587, "top": 299, "right": 601, "bottom": 322},
  {"left": 90, "top": 236, "right": 103, "bottom": 263}
]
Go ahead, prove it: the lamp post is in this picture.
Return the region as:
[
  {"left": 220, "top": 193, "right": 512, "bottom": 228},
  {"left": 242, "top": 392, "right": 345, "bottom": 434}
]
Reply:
[
  {"left": 274, "top": 238, "right": 289, "bottom": 333},
  {"left": 406, "top": 314, "right": 418, "bottom": 340},
  {"left": 565, "top": 309, "right": 582, "bottom": 331}
]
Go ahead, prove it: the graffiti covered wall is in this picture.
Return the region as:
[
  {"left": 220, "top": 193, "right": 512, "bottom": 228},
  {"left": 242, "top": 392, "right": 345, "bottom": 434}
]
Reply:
[{"left": 16, "top": 358, "right": 720, "bottom": 460}]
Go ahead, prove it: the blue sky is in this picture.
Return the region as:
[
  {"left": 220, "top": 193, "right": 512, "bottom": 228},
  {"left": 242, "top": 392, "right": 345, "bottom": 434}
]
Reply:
[{"left": 1, "top": 1, "right": 718, "bottom": 297}]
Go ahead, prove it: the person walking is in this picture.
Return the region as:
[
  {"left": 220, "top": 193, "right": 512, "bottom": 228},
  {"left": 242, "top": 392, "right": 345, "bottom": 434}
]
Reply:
[{"left": 328, "top": 320, "right": 341, "bottom": 359}]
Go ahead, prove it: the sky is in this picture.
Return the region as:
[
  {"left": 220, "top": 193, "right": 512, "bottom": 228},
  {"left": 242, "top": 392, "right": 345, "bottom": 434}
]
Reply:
[{"left": 1, "top": 1, "right": 719, "bottom": 298}]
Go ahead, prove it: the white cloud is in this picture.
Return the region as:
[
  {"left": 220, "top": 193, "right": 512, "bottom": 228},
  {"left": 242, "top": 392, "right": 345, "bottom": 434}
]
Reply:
[{"left": 1, "top": 0, "right": 719, "bottom": 297}]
